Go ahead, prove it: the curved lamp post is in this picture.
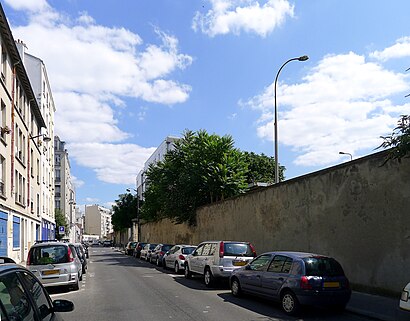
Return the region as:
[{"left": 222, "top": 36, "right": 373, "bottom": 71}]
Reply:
[
  {"left": 339, "top": 151, "right": 353, "bottom": 161},
  {"left": 274, "top": 55, "right": 309, "bottom": 183}
]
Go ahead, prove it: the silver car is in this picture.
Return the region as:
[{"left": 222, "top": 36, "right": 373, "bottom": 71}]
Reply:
[
  {"left": 26, "top": 241, "right": 83, "bottom": 290},
  {"left": 184, "top": 240, "right": 257, "bottom": 287},
  {"left": 164, "top": 244, "right": 196, "bottom": 273}
]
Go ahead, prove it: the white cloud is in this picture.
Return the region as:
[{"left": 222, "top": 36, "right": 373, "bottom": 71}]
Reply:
[
  {"left": 8, "top": 2, "right": 193, "bottom": 184},
  {"left": 370, "top": 37, "right": 410, "bottom": 62},
  {"left": 67, "top": 143, "right": 156, "bottom": 185},
  {"left": 4, "top": 0, "right": 49, "bottom": 12},
  {"left": 85, "top": 197, "right": 99, "bottom": 203},
  {"left": 245, "top": 52, "right": 410, "bottom": 166},
  {"left": 71, "top": 175, "right": 85, "bottom": 189},
  {"left": 192, "top": 0, "right": 294, "bottom": 37}
]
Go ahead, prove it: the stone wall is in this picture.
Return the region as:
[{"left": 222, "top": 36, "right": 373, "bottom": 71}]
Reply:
[{"left": 141, "top": 150, "right": 410, "bottom": 293}]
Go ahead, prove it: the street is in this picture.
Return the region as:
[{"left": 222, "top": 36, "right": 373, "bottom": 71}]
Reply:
[{"left": 47, "top": 247, "right": 374, "bottom": 321}]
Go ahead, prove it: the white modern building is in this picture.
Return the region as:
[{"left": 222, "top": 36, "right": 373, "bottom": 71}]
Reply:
[
  {"left": 84, "top": 205, "right": 113, "bottom": 239},
  {"left": 136, "top": 136, "right": 179, "bottom": 198},
  {"left": 15, "top": 39, "right": 56, "bottom": 241}
]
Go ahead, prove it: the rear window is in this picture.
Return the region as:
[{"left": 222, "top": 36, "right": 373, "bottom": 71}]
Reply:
[
  {"left": 303, "top": 257, "right": 345, "bottom": 277},
  {"left": 149, "top": 244, "right": 157, "bottom": 249},
  {"left": 162, "top": 245, "right": 173, "bottom": 251},
  {"left": 29, "top": 245, "right": 69, "bottom": 265},
  {"left": 182, "top": 247, "right": 195, "bottom": 255},
  {"left": 223, "top": 242, "right": 254, "bottom": 257}
]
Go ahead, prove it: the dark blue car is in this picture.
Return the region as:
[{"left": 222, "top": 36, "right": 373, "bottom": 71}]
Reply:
[{"left": 230, "top": 251, "right": 351, "bottom": 315}]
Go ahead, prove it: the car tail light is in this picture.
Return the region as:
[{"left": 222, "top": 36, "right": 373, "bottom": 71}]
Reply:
[
  {"left": 249, "top": 243, "right": 257, "bottom": 257},
  {"left": 219, "top": 242, "right": 224, "bottom": 258},
  {"left": 160, "top": 251, "right": 164, "bottom": 256},
  {"left": 300, "top": 276, "right": 312, "bottom": 290},
  {"left": 178, "top": 255, "right": 185, "bottom": 260},
  {"left": 26, "top": 251, "right": 31, "bottom": 265},
  {"left": 67, "top": 247, "right": 74, "bottom": 262}
]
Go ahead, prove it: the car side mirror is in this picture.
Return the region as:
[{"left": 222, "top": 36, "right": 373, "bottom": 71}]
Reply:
[
  {"left": 53, "top": 299, "right": 74, "bottom": 312},
  {"left": 166, "top": 251, "right": 170, "bottom": 255}
]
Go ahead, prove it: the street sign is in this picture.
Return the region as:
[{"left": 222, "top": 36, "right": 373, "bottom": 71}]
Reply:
[{"left": 58, "top": 226, "right": 65, "bottom": 235}]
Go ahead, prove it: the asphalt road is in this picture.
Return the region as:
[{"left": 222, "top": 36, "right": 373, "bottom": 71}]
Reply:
[{"left": 48, "top": 247, "right": 373, "bottom": 321}]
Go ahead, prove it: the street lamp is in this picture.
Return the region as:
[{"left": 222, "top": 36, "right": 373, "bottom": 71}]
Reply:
[
  {"left": 126, "top": 188, "right": 141, "bottom": 242},
  {"left": 339, "top": 151, "right": 353, "bottom": 161},
  {"left": 274, "top": 55, "right": 309, "bottom": 184},
  {"left": 30, "top": 133, "right": 51, "bottom": 143}
]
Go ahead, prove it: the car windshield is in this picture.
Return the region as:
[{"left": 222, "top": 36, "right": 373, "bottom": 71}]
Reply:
[
  {"left": 29, "top": 245, "right": 68, "bottom": 265},
  {"left": 162, "top": 245, "right": 173, "bottom": 251},
  {"left": 181, "top": 247, "right": 195, "bottom": 255},
  {"left": 303, "top": 257, "right": 345, "bottom": 277},
  {"left": 223, "top": 243, "right": 253, "bottom": 257},
  {"left": 149, "top": 244, "right": 157, "bottom": 249}
]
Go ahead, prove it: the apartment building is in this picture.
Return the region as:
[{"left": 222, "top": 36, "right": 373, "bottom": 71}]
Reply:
[
  {"left": 84, "top": 205, "right": 113, "bottom": 239},
  {"left": 0, "top": 4, "right": 48, "bottom": 262},
  {"left": 54, "top": 136, "right": 76, "bottom": 243},
  {"left": 15, "top": 40, "right": 56, "bottom": 241}
]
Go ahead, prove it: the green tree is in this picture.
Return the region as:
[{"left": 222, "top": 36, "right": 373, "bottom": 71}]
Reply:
[
  {"left": 55, "top": 209, "right": 69, "bottom": 241},
  {"left": 378, "top": 115, "right": 410, "bottom": 164},
  {"left": 141, "top": 130, "right": 248, "bottom": 225},
  {"left": 241, "top": 151, "right": 284, "bottom": 184},
  {"left": 111, "top": 193, "right": 138, "bottom": 231}
]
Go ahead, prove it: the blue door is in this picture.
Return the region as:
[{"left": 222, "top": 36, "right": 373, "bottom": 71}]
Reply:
[{"left": 0, "top": 211, "right": 8, "bottom": 256}]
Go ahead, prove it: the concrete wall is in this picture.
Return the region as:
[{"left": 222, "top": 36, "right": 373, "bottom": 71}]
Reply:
[{"left": 141, "top": 150, "right": 410, "bottom": 294}]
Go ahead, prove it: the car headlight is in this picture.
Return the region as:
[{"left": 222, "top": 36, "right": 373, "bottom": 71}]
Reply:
[{"left": 401, "top": 290, "right": 409, "bottom": 302}]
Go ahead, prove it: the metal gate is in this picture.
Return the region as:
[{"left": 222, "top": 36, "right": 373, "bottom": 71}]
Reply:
[{"left": 0, "top": 211, "right": 8, "bottom": 256}]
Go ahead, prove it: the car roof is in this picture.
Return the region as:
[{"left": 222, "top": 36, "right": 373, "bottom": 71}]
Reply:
[
  {"left": 0, "top": 263, "right": 26, "bottom": 273},
  {"left": 31, "top": 241, "right": 70, "bottom": 247},
  {"left": 261, "top": 251, "right": 333, "bottom": 259}
]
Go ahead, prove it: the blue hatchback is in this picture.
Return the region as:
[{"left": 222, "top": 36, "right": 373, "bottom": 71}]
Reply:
[{"left": 230, "top": 251, "right": 351, "bottom": 315}]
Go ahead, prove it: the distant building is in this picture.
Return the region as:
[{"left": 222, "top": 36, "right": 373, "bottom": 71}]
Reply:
[
  {"left": 54, "top": 136, "right": 76, "bottom": 242},
  {"left": 84, "top": 205, "right": 113, "bottom": 239}
]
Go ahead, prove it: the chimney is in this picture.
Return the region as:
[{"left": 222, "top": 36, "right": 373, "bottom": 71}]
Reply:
[{"left": 15, "top": 39, "right": 28, "bottom": 64}]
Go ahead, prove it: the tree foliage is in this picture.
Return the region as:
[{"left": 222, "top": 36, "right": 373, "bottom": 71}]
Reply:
[
  {"left": 140, "top": 129, "right": 282, "bottom": 225},
  {"left": 378, "top": 115, "right": 410, "bottom": 164},
  {"left": 111, "top": 193, "right": 138, "bottom": 231},
  {"left": 55, "top": 209, "right": 69, "bottom": 241},
  {"left": 242, "top": 151, "right": 285, "bottom": 184}
]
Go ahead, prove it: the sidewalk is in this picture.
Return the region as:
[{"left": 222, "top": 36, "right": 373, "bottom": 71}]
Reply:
[{"left": 347, "top": 291, "right": 399, "bottom": 321}]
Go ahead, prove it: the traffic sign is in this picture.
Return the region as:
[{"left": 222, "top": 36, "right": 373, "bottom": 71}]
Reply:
[{"left": 58, "top": 226, "right": 65, "bottom": 235}]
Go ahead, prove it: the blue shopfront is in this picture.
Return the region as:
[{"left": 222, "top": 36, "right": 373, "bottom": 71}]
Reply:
[
  {"left": 0, "top": 211, "right": 7, "bottom": 256},
  {"left": 41, "top": 220, "right": 55, "bottom": 240}
]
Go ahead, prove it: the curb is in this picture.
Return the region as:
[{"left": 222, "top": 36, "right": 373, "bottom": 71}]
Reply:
[{"left": 346, "top": 307, "right": 396, "bottom": 321}]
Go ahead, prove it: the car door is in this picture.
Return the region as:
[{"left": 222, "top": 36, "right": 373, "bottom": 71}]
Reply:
[
  {"left": 240, "top": 254, "right": 272, "bottom": 293},
  {"left": 166, "top": 246, "right": 179, "bottom": 267},
  {"left": 189, "top": 244, "right": 204, "bottom": 273},
  {"left": 261, "top": 255, "right": 293, "bottom": 298},
  {"left": 0, "top": 270, "right": 36, "bottom": 321}
]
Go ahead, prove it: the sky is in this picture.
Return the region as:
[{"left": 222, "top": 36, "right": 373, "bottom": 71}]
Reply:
[{"left": 2, "top": 0, "right": 410, "bottom": 211}]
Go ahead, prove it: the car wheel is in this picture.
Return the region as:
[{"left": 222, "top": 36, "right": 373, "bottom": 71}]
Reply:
[
  {"left": 174, "top": 262, "right": 179, "bottom": 274},
  {"left": 184, "top": 264, "right": 192, "bottom": 279},
  {"left": 72, "top": 277, "right": 80, "bottom": 291},
  {"left": 281, "top": 291, "right": 300, "bottom": 315},
  {"left": 230, "top": 277, "right": 242, "bottom": 297},
  {"left": 204, "top": 268, "right": 214, "bottom": 287}
]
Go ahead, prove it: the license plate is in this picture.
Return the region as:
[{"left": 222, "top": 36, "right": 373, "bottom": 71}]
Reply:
[
  {"left": 233, "top": 260, "right": 247, "bottom": 266},
  {"left": 324, "top": 281, "right": 340, "bottom": 288},
  {"left": 42, "top": 270, "right": 59, "bottom": 276}
]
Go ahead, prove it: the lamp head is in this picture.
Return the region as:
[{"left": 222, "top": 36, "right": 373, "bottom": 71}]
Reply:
[
  {"left": 298, "top": 55, "right": 309, "bottom": 61},
  {"left": 42, "top": 136, "right": 52, "bottom": 142}
]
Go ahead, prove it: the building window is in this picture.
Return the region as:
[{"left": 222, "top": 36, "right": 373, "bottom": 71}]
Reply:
[
  {"left": 0, "top": 155, "right": 4, "bottom": 197},
  {"left": 0, "top": 100, "right": 6, "bottom": 141},
  {"left": 1, "top": 47, "right": 7, "bottom": 83},
  {"left": 13, "top": 216, "right": 20, "bottom": 248}
]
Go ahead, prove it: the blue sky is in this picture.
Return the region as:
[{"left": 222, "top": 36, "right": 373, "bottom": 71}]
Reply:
[{"left": 2, "top": 0, "right": 410, "bottom": 211}]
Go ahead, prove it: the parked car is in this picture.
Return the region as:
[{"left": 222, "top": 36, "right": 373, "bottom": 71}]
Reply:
[
  {"left": 229, "top": 251, "right": 351, "bottom": 315},
  {"left": 150, "top": 244, "right": 174, "bottom": 266},
  {"left": 125, "top": 241, "right": 137, "bottom": 255},
  {"left": 81, "top": 242, "right": 89, "bottom": 258},
  {"left": 139, "top": 243, "right": 158, "bottom": 261},
  {"left": 74, "top": 243, "right": 88, "bottom": 274},
  {"left": 398, "top": 281, "right": 410, "bottom": 320},
  {"left": 133, "top": 242, "right": 147, "bottom": 258},
  {"left": 103, "top": 240, "right": 113, "bottom": 247},
  {"left": 26, "top": 241, "right": 83, "bottom": 290},
  {"left": 164, "top": 245, "right": 196, "bottom": 273},
  {"left": 0, "top": 257, "right": 16, "bottom": 263},
  {"left": 184, "top": 240, "right": 257, "bottom": 287},
  {"left": 0, "top": 262, "right": 74, "bottom": 320}
]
